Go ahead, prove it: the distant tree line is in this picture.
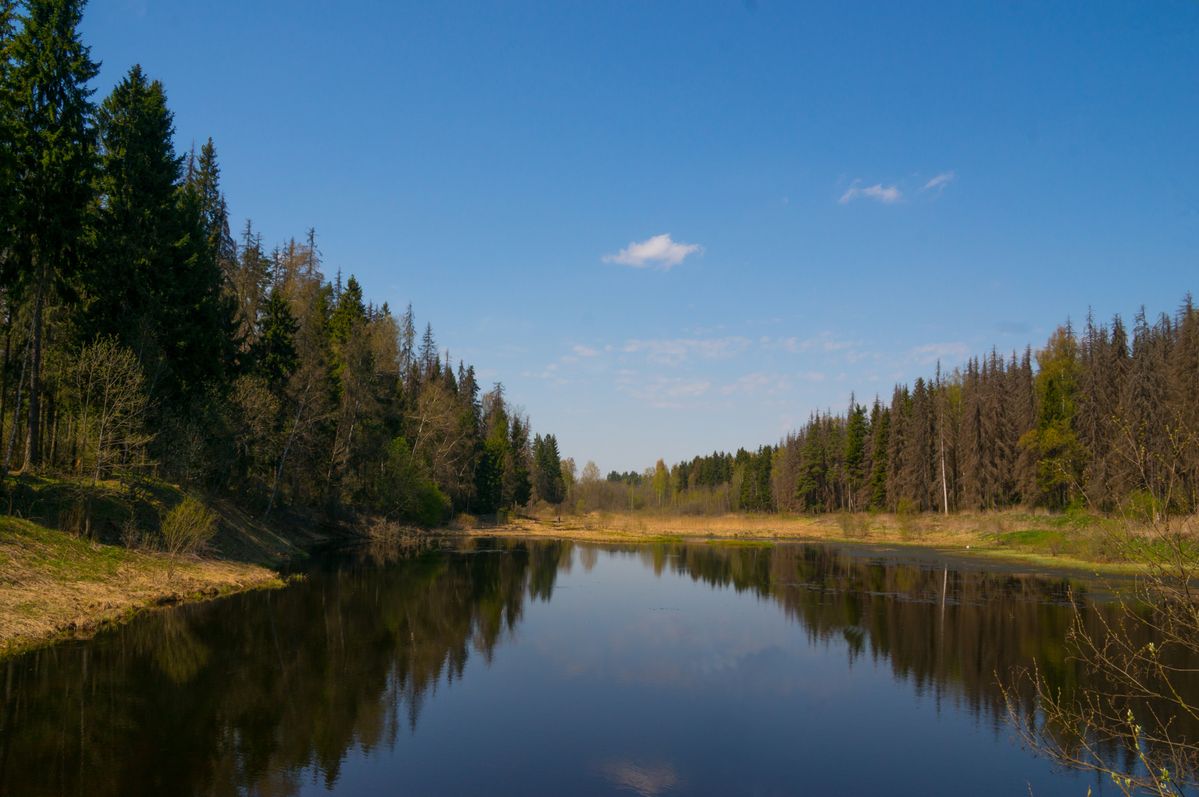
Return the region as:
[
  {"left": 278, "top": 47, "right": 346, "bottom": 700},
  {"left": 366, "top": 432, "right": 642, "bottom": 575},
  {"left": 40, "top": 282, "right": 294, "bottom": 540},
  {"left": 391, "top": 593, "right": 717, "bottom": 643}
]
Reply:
[
  {"left": 593, "top": 300, "right": 1199, "bottom": 517},
  {"left": 0, "top": 0, "right": 564, "bottom": 525}
]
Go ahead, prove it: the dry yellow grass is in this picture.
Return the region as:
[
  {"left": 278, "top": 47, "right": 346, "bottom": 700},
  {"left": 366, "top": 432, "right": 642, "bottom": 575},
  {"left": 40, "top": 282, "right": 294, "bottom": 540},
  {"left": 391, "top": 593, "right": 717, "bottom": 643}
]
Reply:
[
  {"left": 0, "top": 516, "right": 282, "bottom": 656},
  {"left": 472, "top": 509, "right": 1165, "bottom": 575},
  {"left": 489, "top": 510, "right": 982, "bottom": 545}
]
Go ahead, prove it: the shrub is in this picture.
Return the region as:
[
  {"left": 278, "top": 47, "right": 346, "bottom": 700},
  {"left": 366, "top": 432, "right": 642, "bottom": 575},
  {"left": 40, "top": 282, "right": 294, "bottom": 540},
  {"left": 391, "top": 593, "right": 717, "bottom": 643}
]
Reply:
[
  {"left": 160, "top": 496, "right": 217, "bottom": 556},
  {"left": 453, "top": 512, "right": 479, "bottom": 530},
  {"left": 836, "top": 512, "right": 869, "bottom": 538},
  {"left": 120, "top": 515, "right": 154, "bottom": 550},
  {"left": 412, "top": 482, "right": 451, "bottom": 528}
]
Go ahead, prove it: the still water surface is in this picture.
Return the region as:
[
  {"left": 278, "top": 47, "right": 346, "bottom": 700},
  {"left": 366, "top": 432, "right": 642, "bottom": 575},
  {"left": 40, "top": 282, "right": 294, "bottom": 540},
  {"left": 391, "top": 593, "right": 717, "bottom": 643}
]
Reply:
[{"left": 0, "top": 538, "right": 1149, "bottom": 795}]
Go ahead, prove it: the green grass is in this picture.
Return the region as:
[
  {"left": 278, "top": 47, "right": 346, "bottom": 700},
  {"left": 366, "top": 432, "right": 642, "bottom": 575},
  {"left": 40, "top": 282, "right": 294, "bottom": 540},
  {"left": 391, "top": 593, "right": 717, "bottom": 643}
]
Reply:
[{"left": 0, "top": 480, "right": 289, "bottom": 658}]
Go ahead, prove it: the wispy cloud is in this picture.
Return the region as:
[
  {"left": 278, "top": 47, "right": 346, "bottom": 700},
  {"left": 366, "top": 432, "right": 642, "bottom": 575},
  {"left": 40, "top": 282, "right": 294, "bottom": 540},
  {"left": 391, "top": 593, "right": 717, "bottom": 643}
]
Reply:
[
  {"left": 603, "top": 233, "right": 703, "bottom": 269},
  {"left": 908, "top": 341, "right": 969, "bottom": 365},
  {"left": 622, "top": 336, "right": 749, "bottom": 366},
  {"left": 839, "top": 182, "right": 902, "bottom": 205},
  {"left": 923, "top": 171, "right": 955, "bottom": 191},
  {"left": 720, "top": 372, "right": 789, "bottom": 397},
  {"left": 619, "top": 374, "right": 713, "bottom": 408},
  {"left": 571, "top": 344, "right": 601, "bottom": 358},
  {"left": 760, "top": 332, "right": 858, "bottom": 354}
]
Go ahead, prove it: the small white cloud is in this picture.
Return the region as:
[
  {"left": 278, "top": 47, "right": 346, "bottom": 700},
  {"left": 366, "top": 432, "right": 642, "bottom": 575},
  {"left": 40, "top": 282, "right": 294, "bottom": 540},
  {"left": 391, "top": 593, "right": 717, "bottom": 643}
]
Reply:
[
  {"left": 923, "top": 171, "right": 955, "bottom": 191},
  {"left": 839, "top": 182, "right": 901, "bottom": 205},
  {"left": 603, "top": 233, "right": 703, "bottom": 269},
  {"left": 571, "top": 344, "right": 600, "bottom": 358}
]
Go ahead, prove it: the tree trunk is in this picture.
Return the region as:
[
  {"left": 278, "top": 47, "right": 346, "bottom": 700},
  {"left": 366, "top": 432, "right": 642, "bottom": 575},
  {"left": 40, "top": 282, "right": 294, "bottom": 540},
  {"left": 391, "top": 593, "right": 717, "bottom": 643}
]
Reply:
[
  {"left": 3, "top": 337, "right": 29, "bottom": 475},
  {"left": 22, "top": 264, "right": 45, "bottom": 472},
  {"left": 0, "top": 307, "right": 11, "bottom": 462}
]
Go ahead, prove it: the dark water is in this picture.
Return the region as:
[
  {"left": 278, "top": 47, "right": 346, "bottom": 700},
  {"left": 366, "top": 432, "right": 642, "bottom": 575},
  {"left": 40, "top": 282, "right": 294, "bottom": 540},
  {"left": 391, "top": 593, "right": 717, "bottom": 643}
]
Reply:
[{"left": 0, "top": 538, "right": 1179, "bottom": 796}]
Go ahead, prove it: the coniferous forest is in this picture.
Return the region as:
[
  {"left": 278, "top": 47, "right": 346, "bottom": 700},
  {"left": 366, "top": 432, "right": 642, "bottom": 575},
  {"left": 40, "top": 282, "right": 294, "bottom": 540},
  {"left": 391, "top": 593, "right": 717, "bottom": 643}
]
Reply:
[
  {"left": 2, "top": 0, "right": 1197, "bottom": 534},
  {"left": 0, "top": 1, "right": 566, "bottom": 527},
  {"left": 601, "top": 302, "right": 1199, "bottom": 519}
]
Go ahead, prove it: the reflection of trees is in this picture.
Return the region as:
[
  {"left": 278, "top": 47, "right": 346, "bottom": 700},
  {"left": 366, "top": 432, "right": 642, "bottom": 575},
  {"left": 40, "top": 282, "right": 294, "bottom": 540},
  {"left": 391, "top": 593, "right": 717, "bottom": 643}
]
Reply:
[
  {"left": 617, "top": 542, "right": 1188, "bottom": 731},
  {"left": 0, "top": 537, "right": 570, "bottom": 797},
  {"left": 1, "top": 539, "right": 1188, "bottom": 797}
]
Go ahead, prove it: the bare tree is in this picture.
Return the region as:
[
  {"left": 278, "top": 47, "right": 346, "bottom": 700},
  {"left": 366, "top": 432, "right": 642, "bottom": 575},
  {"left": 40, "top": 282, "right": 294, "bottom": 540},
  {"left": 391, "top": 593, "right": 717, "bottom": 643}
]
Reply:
[
  {"left": 69, "top": 338, "right": 153, "bottom": 484},
  {"left": 1004, "top": 416, "right": 1199, "bottom": 796}
]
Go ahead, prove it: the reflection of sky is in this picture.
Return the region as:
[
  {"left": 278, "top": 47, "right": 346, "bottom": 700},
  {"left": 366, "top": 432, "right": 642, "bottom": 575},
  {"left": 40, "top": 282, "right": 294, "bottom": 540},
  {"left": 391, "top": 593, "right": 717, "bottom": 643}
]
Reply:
[
  {"left": 300, "top": 543, "right": 1098, "bottom": 797},
  {"left": 530, "top": 551, "right": 837, "bottom": 696}
]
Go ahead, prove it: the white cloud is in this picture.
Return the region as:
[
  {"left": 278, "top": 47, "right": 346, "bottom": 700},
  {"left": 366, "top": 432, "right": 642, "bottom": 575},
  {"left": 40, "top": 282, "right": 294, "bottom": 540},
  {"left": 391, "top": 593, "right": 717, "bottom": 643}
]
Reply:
[
  {"left": 923, "top": 171, "right": 955, "bottom": 191},
  {"left": 622, "top": 336, "right": 749, "bottom": 366},
  {"left": 571, "top": 344, "right": 600, "bottom": 358},
  {"left": 603, "top": 233, "right": 703, "bottom": 269},
  {"left": 839, "top": 182, "right": 901, "bottom": 205}
]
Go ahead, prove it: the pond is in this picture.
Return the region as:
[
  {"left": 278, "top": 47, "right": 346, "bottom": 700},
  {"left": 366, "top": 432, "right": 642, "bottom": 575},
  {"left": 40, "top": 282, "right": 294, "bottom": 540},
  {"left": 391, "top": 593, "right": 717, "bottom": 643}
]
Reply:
[{"left": 0, "top": 537, "right": 1175, "bottom": 795}]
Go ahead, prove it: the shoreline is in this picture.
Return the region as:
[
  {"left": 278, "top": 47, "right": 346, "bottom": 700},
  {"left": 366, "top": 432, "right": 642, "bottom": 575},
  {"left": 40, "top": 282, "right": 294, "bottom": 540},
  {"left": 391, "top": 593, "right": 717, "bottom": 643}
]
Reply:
[
  {"left": 0, "top": 517, "right": 286, "bottom": 658},
  {"left": 458, "top": 512, "right": 1153, "bottom": 576},
  {"left": 2, "top": 503, "right": 1161, "bottom": 658},
  {"left": 0, "top": 479, "right": 337, "bottom": 659}
]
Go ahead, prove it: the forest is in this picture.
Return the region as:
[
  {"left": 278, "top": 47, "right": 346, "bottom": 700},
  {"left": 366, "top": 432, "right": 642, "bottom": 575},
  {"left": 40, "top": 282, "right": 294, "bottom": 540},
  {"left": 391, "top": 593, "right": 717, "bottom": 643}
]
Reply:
[
  {"left": 584, "top": 301, "right": 1199, "bottom": 520},
  {"left": 3, "top": 1, "right": 1197, "bottom": 537},
  {"left": 0, "top": 0, "right": 566, "bottom": 528}
]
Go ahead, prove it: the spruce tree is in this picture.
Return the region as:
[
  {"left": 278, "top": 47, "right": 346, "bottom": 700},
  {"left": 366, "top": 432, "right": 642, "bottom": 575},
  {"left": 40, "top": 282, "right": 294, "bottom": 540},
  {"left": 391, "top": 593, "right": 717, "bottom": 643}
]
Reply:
[
  {"left": 509, "top": 414, "right": 532, "bottom": 507},
  {"left": 9, "top": 0, "right": 98, "bottom": 469},
  {"left": 252, "top": 289, "right": 298, "bottom": 389},
  {"left": 90, "top": 65, "right": 182, "bottom": 351},
  {"left": 0, "top": 0, "right": 17, "bottom": 285}
]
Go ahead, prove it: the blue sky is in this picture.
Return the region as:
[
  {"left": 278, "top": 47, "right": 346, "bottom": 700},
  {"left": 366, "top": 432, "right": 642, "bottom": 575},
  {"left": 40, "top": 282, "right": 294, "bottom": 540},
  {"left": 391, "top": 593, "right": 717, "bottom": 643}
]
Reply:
[{"left": 82, "top": 1, "right": 1198, "bottom": 473}]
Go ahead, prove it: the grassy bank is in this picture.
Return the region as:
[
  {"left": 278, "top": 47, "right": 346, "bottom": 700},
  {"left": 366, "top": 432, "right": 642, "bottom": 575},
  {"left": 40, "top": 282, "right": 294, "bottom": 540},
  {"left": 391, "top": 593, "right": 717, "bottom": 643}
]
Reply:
[
  {"left": 477, "top": 508, "right": 1173, "bottom": 574},
  {"left": 0, "top": 475, "right": 331, "bottom": 657}
]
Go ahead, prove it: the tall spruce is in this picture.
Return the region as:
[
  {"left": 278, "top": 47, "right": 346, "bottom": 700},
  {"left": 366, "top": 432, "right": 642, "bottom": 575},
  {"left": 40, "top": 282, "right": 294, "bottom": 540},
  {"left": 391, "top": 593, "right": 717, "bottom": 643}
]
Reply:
[{"left": 9, "top": 0, "right": 97, "bottom": 469}]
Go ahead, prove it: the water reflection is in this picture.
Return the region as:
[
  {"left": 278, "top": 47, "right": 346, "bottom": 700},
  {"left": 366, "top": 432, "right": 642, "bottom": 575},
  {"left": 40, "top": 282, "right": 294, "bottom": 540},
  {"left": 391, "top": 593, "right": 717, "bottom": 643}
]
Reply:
[{"left": 0, "top": 538, "right": 1185, "bottom": 796}]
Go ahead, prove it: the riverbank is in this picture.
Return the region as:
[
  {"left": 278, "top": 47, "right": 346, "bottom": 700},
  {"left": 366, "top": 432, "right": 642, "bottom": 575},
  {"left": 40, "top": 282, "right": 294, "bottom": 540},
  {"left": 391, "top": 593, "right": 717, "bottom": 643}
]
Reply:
[
  {"left": 0, "top": 475, "right": 332, "bottom": 657},
  {"left": 472, "top": 509, "right": 1167, "bottom": 575}
]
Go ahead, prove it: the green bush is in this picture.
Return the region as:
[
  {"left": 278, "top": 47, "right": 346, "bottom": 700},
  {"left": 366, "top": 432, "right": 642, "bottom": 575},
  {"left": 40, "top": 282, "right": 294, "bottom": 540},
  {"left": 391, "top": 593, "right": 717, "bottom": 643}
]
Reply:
[
  {"left": 160, "top": 496, "right": 217, "bottom": 556},
  {"left": 412, "top": 483, "right": 450, "bottom": 528}
]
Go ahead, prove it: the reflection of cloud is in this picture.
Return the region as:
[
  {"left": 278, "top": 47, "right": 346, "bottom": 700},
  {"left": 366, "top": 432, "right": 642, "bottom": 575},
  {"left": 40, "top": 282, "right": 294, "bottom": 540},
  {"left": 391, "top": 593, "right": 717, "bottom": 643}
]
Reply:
[{"left": 597, "top": 760, "right": 680, "bottom": 796}]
